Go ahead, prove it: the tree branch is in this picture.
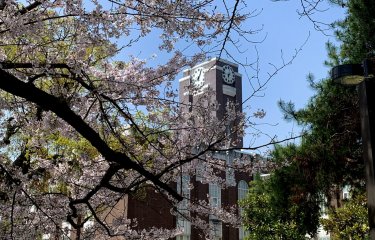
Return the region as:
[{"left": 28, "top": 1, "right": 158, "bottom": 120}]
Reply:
[{"left": 0, "top": 68, "right": 182, "bottom": 201}]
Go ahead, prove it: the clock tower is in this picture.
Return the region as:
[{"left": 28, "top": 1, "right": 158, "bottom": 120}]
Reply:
[{"left": 179, "top": 58, "right": 243, "bottom": 147}]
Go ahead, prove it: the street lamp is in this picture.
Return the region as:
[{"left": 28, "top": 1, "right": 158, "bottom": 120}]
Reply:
[
  {"left": 331, "top": 59, "right": 375, "bottom": 239},
  {"left": 331, "top": 63, "right": 364, "bottom": 85}
]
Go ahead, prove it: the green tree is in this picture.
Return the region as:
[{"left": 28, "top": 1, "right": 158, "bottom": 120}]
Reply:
[
  {"left": 279, "top": 73, "right": 362, "bottom": 193},
  {"left": 274, "top": 0, "right": 375, "bottom": 206},
  {"left": 334, "top": 0, "right": 375, "bottom": 63},
  {"left": 279, "top": 0, "right": 375, "bottom": 191},
  {"left": 241, "top": 166, "right": 320, "bottom": 240},
  {"left": 242, "top": 0, "right": 375, "bottom": 236},
  {"left": 0, "top": 1, "right": 255, "bottom": 238},
  {"left": 320, "top": 192, "right": 369, "bottom": 240}
]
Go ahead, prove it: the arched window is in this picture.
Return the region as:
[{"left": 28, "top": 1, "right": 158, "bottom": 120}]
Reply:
[
  {"left": 209, "top": 183, "right": 222, "bottom": 239},
  {"left": 209, "top": 183, "right": 221, "bottom": 208},
  {"left": 238, "top": 180, "right": 249, "bottom": 240},
  {"left": 176, "top": 175, "right": 191, "bottom": 240}
]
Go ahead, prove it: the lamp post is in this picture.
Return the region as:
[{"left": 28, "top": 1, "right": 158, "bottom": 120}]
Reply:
[{"left": 331, "top": 59, "right": 375, "bottom": 239}]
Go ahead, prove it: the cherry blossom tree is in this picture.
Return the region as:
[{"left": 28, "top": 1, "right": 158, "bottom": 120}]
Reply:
[{"left": 0, "top": 0, "right": 289, "bottom": 239}]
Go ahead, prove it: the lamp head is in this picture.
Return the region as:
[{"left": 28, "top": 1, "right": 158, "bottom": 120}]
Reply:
[{"left": 331, "top": 63, "right": 364, "bottom": 85}]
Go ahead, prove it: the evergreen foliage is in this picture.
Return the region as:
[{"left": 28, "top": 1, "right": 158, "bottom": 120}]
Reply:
[
  {"left": 335, "top": 0, "right": 375, "bottom": 63},
  {"left": 242, "top": 0, "right": 375, "bottom": 237},
  {"left": 241, "top": 173, "right": 314, "bottom": 240}
]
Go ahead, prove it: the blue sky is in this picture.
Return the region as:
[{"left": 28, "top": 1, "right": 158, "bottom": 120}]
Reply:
[
  {"left": 112, "top": 1, "right": 347, "bottom": 155},
  {"left": 234, "top": 1, "right": 346, "bottom": 154}
]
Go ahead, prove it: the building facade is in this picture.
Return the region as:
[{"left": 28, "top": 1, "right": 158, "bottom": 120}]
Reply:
[{"left": 126, "top": 58, "right": 252, "bottom": 240}]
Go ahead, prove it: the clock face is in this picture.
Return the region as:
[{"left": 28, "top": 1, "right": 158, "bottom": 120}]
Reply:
[
  {"left": 222, "top": 65, "right": 235, "bottom": 84},
  {"left": 191, "top": 67, "right": 205, "bottom": 87}
]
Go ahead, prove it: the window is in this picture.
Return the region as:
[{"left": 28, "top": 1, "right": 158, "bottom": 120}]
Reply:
[
  {"left": 209, "top": 183, "right": 221, "bottom": 208},
  {"left": 209, "top": 183, "right": 222, "bottom": 239},
  {"left": 238, "top": 180, "right": 249, "bottom": 240},
  {"left": 177, "top": 175, "right": 190, "bottom": 211},
  {"left": 195, "top": 159, "right": 204, "bottom": 182},
  {"left": 210, "top": 219, "right": 222, "bottom": 240},
  {"left": 176, "top": 175, "right": 191, "bottom": 240},
  {"left": 237, "top": 181, "right": 248, "bottom": 201},
  {"left": 176, "top": 218, "right": 191, "bottom": 240},
  {"left": 226, "top": 152, "right": 235, "bottom": 186}
]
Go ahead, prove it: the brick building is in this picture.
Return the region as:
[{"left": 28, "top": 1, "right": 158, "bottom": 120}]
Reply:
[{"left": 126, "top": 58, "right": 253, "bottom": 240}]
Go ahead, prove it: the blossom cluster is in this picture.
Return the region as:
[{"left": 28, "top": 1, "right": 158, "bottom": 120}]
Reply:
[{"left": 0, "top": 0, "right": 268, "bottom": 239}]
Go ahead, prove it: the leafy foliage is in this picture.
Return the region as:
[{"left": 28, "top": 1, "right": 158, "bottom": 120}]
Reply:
[
  {"left": 321, "top": 192, "right": 369, "bottom": 240},
  {"left": 242, "top": 0, "right": 375, "bottom": 237},
  {"left": 241, "top": 167, "right": 320, "bottom": 240},
  {"left": 0, "top": 0, "right": 266, "bottom": 239}
]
